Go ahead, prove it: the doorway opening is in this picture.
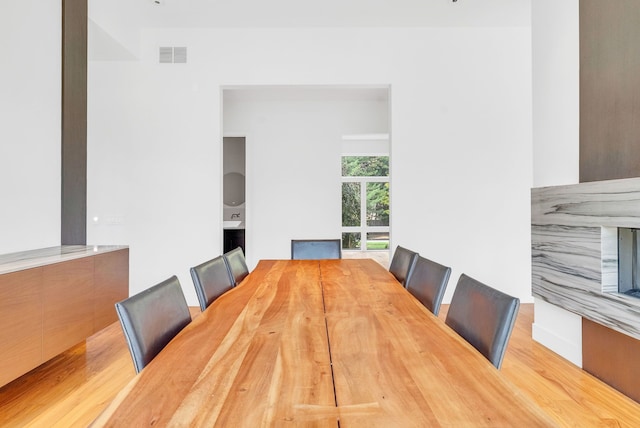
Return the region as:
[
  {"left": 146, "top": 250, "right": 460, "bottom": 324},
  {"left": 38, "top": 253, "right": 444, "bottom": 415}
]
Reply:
[
  {"left": 221, "top": 85, "right": 390, "bottom": 263},
  {"left": 222, "top": 136, "right": 246, "bottom": 255}
]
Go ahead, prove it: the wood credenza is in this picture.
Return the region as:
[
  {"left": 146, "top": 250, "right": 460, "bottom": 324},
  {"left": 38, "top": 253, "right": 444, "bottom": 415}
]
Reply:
[{"left": 0, "top": 246, "right": 129, "bottom": 387}]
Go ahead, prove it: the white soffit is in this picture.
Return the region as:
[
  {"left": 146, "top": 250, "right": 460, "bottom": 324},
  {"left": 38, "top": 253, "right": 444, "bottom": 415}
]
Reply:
[
  {"left": 222, "top": 86, "right": 389, "bottom": 104},
  {"left": 89, "top": 0, "right": 531, "bottom": 31}
]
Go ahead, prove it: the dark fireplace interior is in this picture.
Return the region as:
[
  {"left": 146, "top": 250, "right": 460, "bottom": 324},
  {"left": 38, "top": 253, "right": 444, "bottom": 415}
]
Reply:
[{"left": 618, "top": 227, "right": 640, "bottom": 298}]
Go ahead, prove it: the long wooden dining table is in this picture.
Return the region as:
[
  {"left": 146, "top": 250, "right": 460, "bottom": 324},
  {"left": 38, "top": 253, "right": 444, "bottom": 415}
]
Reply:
[{"left": 92, "top": 259, "right": 555, "bottom": 427}]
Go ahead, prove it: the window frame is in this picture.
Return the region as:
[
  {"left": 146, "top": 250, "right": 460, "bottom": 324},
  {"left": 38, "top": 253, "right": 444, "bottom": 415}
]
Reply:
[{"left": 341, "top": 154, "right": 390, "bottom": 252}]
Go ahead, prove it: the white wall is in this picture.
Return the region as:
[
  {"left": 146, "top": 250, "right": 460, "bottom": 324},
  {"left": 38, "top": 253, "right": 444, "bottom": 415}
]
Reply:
[
  {"left": 88, "top": 26, "right": 533, "bottom": 305},
  {"left": 391, "top": 30, "right": 533, "bottom": 304},
  {"left": 0, "top": 0, "right": 61, "bottom": 255},
  {"left": 89, "top": 1, "right": 140, "bottom": 59},
  {"left": 532, "top": 0, "right": 580, "bottom": 187},
  {"left": 531, "top": 0, "right": 581, "bottom": 365}
]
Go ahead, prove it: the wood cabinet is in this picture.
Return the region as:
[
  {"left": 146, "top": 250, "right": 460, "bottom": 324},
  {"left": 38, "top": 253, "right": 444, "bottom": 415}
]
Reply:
[
  {"left": 0, "top": 246, "right": 128, "bottom": 387},
  {"left": 94, "top": 249, "right": 129, "bottom": 330},
  {"left": 42, "top": 256, "right": 95, "bottom": 361},
  {"left": 0, "top": 268, "right": 43, "bottom": 387}
]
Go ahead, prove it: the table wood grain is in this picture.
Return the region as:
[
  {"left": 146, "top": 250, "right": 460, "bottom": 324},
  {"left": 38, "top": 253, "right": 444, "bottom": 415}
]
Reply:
[
  {"left": 93, "top": 259, "right": 554, "bottom": 427},
  {"left": 320, "top": 259, "right": 554, "bottom": 427}
]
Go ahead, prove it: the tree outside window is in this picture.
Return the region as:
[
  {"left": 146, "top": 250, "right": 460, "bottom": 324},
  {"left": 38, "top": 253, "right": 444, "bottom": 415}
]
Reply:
[{"left": 341, "top": 156, "right": 389, "bottom": 251}]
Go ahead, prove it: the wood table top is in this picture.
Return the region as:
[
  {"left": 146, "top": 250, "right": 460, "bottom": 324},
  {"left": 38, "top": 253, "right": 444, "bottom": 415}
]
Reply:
[{"left": 92, "top": 259, "right": 555, "bottom": 427}]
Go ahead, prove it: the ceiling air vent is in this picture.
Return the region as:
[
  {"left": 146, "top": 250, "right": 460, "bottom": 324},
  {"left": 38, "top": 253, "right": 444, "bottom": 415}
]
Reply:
[{"left": 159, "top": 47, "right": 187, "bottom": 64}]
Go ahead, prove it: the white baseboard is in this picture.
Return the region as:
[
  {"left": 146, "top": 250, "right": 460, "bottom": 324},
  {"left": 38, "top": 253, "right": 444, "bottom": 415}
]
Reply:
[{"left": 532, "top": 299, "right": 582, "bottom": 367}]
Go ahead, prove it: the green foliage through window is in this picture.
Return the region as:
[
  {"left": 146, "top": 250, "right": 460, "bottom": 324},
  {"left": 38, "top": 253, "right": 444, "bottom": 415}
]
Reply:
[
  {"left": 342, "top": 232, "right": 361, "bottom": 249},
  {"left": 366, "top": 182, "right": 389, "bottom": 226},
  {"left": 341, "top": 156, "right": 389, "bottom": 177},
  {"left": 342, "top": 183, "right": 360, "bottom": 227}
]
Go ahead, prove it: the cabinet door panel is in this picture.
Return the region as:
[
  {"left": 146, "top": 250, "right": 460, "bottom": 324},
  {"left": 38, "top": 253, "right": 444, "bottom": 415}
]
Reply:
[
  {"left": 94, "top": 249, "right": 129, "bottom": 332},
  {"left": 42, "top": 258, "right": 94, "bottom": 361},
  {"left": 0, "top": 268, "right": 43, "bottom": 387}
]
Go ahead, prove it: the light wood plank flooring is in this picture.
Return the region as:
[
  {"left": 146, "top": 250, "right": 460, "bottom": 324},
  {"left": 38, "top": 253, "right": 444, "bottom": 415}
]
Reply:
[{"left": 0, "top": 304, "right": 639, "bottom": 427}]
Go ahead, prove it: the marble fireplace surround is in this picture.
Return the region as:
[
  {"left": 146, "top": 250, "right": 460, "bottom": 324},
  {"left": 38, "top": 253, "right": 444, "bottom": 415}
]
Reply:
[{"left": 532, "top": 177, "right": 640, "bottom": 340}]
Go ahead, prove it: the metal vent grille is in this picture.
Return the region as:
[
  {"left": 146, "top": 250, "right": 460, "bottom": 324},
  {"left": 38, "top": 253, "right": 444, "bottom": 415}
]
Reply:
[
  {"left": 159, "top": 46, "right": 187, "bottom": 64},
  {"left": 173, "top": 47, "right": 187, "bottom": 63},
  {"left": 159, "top": 47, "right": 173, "bottom": 63}
]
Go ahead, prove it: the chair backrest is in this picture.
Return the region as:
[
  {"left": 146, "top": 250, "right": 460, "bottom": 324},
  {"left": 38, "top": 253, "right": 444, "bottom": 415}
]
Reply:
[
  {"left": 445, "top": 274, "right": 520, "bottom": 369},
  {"left": 388, "top": 245, "right": 418, "bottom": 286},
  {"left": 291, "top": 239, "right": 342, "bottom": 260},
  {"left": 115, "top": 276, "right": 191, "bottom": 373},
  {"left": 224, "top": 246, "right": 250, "bottom": 286},
  {"left": 405, "top": 255, "right": 451, "bottom": 316},
  {"left": 190, "top": 255, "right": 235, "bottom": 311}
]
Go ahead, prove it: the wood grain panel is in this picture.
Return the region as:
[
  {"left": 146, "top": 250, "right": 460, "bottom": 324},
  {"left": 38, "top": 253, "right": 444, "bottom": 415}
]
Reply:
[
  {"left": 93, "top": 260, "right": 336, "bottom": 427},
  {"left": 580, "top": 0, "right": 640, "bottom": 182},
  {"left": 0, "top": 268, "right": 43, "bottom": 387},
  {"left": 321, "top": 260, "right": 553, "bottom": 427},
  {"left": 42, "top": 257, "right": 94, "bottom": 361},
  {"left": 210, "top": 260, "right": 334, "bottom": 427},
  {"left": 583, "top": 317, "right": 640, "bottom": 403},
  {"left": 93, "top": 249, "right": 128, "bottom": 332}
]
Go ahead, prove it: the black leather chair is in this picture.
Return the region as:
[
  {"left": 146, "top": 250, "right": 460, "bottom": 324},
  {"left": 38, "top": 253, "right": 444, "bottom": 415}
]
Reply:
[
  {"left": 445, "top": 274, "right": 520, "bottom": 369},
  {"left": 405, "top": 255, "right": 451, "bottom": 316},
  {"left": 224, "top": 246, "right": 250, "bottom": 286},
  {"left": 291, "top": 239, "right": 342, "bottom": 260},
  {"left": 190, "top": 255, "right": 235, "bottom": 311},
  {"left": 115, "top": 276, "right": 192, "bottom": 373},
  {"left": 388, "top": 245, "right": 418, "bottom": 286}
]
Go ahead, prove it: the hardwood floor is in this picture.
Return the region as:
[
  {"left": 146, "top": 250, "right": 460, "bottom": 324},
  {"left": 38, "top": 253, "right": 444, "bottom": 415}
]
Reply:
[
  {"left": 0, "top": 304, "right": 639, "bottom": 427},
  {"left": 499, "top": 307, "right": 640, "bottom": 426}
]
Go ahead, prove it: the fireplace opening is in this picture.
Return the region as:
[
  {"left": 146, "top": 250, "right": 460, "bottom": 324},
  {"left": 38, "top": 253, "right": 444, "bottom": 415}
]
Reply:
[{"left": 618, "top": 227, "right": 640, "bottom": 298}]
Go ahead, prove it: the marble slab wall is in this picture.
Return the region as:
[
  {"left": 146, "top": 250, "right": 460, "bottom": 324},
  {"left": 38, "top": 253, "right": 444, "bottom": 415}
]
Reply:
[{"left": 532, "top": 177, "right": 640, "bottom": 340}]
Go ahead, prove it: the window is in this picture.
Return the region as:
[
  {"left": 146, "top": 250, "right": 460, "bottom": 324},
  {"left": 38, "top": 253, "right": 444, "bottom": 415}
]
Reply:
[{"left": 341, "top": 156, "right": 389, "bottom": 253}]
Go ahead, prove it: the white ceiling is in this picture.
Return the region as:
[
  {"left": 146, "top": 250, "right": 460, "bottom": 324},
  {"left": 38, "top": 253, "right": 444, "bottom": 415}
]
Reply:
[{"left": 90, "top": 0, "right": 531, "bottom": 30}]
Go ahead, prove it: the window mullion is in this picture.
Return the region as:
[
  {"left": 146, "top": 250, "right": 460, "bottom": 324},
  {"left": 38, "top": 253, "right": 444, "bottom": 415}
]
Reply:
[{"left": 360, "top": 181, "right": 367, "bottom": 251}]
